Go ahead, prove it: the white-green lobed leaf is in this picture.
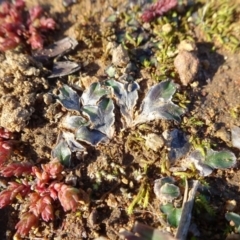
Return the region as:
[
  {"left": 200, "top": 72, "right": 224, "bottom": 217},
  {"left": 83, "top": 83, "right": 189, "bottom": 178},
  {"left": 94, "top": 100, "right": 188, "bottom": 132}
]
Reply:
[
  {"left": 52, "top": 139, "right": 71, "bottom": 166},
  {"left": 159, "top": 183, "right": 180, "bottom": 201},
  {"left": 231, "top": 126, "right": 240, "bottom": 150},
  {"left": 188, "top": 148, "right": 237, "bottom": 176},
  {"left": 133, "top": 80, "right": 184, "bottom": 125},
  {"left": 62, "top": 131, "right": 86, "bottom": 153},
  {"left": 81, "top": 82, "right": 109, "bottom": 106},
  {"left": 188, "top": 150, "right": 213, "bottom": 176},
  {"left": 82, "top": 98, "right": 115, "bottom": 138},
  {"left": 205, "top": 149, "right": 236, "bottom": 169},
  {"left": 75, "top": 126, "right": 108, "bottom": 146},
  {"left": 167, "top": 208, "right": 182, "bottom": 228},
  {"left": 106, "top": 79, "right": 139, "bottom": 128},
  {"left": 154, "top": 177, "right": 176, "bottom": 200},
  {"left": 225, "top": 212, "right": 240, "bottom": 232},
  {"left": 61, "top": 115, "right": 89, "bottom": 131},
  {"left": 160, "top": 203, "right": 182, "bottom": 227},
  {"left": 57, "top": 85, "right": 81, "bottom": 112}
]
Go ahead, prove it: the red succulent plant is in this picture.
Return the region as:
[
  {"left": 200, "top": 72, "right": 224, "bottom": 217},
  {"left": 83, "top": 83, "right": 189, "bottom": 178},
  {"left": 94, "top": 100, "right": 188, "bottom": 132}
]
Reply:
[
  {"left": 53, "top": 183, "right": 80, "bottom": 212},
  {"left": 141, "top": 0, "right": 178, "bottom": 22},
  {"left": 0, "top": 157, "right": 84, "bottom": 237},
  {"left": 0, "top": 162, "right": 32, "bottom": 177},
  {"left": 0, "top": 0, "right": 56, "bottom": 51},
  {"left": 15, "top": 212, "right": 39, "bottom": 236},
  {"left": 0, "top": 180, "right": 30, "bottom": 208},
  {"left": 29, "top": 193, "right": 54, "bottom": 221}
]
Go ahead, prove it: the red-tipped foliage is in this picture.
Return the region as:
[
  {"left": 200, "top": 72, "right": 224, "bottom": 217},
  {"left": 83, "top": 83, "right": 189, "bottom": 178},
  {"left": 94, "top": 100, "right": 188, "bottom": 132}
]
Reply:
[
  {"left": 29, "top": 193, "right": 54, "bottom": 221},
  {"left": 0, "top": 190, "right": 12, "bottom": 208},
  {"left": 32, "top": 159, "right": 64, "bottom": 187},
  {"left": 27, "top": 31, "right": 44, "bottom": 49},
  {"left": 28, "top": 5, "right": 43, "bottom": 22},
  {"left": 39, "top": 17, "right": 56, "bottom": 30},
  {"left": 0, "top": 0, "right": 56, "bottom": 51},
  {"left": 141, "top": 0, "right": 178, "bottom": 22},
  {"left": 32, "top": 166, "right": 50, "bottom": 187},
  {"left": 0, "top": 162, "right": 32, "bottom": 177},
  {"left": 0, "top": 156, "right": 83, "bottom": 236},
  {"left": 15, "top": 212, "right": 39, "bottom": 237},
  {"left": 0, "top": 181, "right": 30, "bottom": 208},
  {"left": 41, "top": 158, "right": 64, "bottom": 178},
  {"left": 54, "top": 183, "right": 80, "bottom": 212}
]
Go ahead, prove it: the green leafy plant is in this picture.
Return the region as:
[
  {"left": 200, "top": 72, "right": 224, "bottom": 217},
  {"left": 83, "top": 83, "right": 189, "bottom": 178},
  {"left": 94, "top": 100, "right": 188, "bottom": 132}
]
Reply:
[
  {"left": 160, "top": 203, "right": 182, "bottom": 227},
  {"left": 154, "top": 177, "right": 180, "bottom": 202},
  {"left": 194, "top": 0, "right": 239, "bottom": 51},
  {"left": 127, "top": 181, "right": 150, "bottom": 215},
  {"left": 54, "top": 79, "right": 184, "bottom": 161},
  {"left": 188, "top": 148, "right": 236, "bottom": 176},
  {"left": 195, "top": 194, "right": 216, "bottom": 217}
]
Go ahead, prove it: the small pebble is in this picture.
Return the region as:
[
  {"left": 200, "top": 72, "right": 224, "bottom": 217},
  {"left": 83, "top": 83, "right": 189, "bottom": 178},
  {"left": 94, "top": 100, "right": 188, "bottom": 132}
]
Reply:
[
  {"left": 121, "top": 177, "right": 128, "bottom": 185},
  {"left": 112, "top": 44, "right": 130, "bottom": 67},
  {"left": 162, "top": 23, "right": 172, "bottom": 34},
  {"left": 106, "top": 193, "right": 118, "bottom": 208},
  {"left": 225, "top": 199, "right": 237, "bottom": 211},
  {"left": 43, "top": 93, "right": 53, "bottom": 105},
  {"left": 202, "top": 59, "right": 210, "bottom": 69},
  {"left": 177, "top": 39, "right": 197, "bottom": 52},
  {"left": 144, "top": 133, "right": 164, "bottom": 151}
]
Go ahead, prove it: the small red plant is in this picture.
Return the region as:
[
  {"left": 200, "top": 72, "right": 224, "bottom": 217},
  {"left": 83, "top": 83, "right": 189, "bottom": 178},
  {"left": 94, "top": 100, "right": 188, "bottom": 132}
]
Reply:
[
  {"left": 0, "top": 158, "right": 85, "bottom": 237},
  {"left": 15, "top": 212, "right": 39, "bottom": 237},
  {"left": 0, "top": 180, "right": 30, "bottom": 208},
  {"left": 53, "top": 183, "right": 80, "bottom": 212},
  {"left": 0, "top": 162, "right": 32, "bottom": 177},
  {"left": 0, "top": 0, "right": 56, "bottom": 51},
  {"left": 141, "top": 0, "right": 178, "bottom": 22},
  {"left": 28, "top": 193, "right": 54, "bottom": 221}
]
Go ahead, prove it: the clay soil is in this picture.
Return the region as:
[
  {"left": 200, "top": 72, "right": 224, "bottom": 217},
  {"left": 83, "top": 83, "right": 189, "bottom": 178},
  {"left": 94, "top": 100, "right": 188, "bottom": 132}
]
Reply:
[{"left": 0, "top": 0, "right": 240, "bottom": 240}]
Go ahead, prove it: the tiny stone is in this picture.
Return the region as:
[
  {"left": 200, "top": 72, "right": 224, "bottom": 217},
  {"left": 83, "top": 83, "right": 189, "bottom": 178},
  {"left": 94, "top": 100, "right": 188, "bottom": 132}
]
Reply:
[
  {"left": 177, "top": 39, "right": 197, "bottom": 52},
  {"left": 225, "top": 199, "right": 237, "bottom": 211},
  {"left": 106, "top": 193, "right": 118, "bottom": 208},
  {"left": 162, "top": 23, "right": 172, "bottom": 34},
  {"left": 202, "top": 59, "right": 210, "bottom": 69},
  {"left": 229, "top": 220, "right": 235, "bottom": 227},
  {"left": 142, "top": 22, "right": 151, "bottom": 30},
  {"left": 112, "top": 44, "right": 130, "bottom": 67},
  {"left": 129, "top": 181, "right": 134, "bottom": 188},
  {"left": 215, "top": 127, "right": 230, "bottom": 143},
  {"left": 121, "top": 177, "right": 128, "bottom": 185},
  {"left": 222, "top": 65, "right": 230, "bottom": 70},
  {"left": 88, "top": 209, "right": 98, "bottom": 227},
  {"left": 144, "top": 133, "right": 164, "bottom": 151},
  {"left": 105, "top": 41, "right": 117, "bottom": 56},
  {"left": 43, "top": 93, "right": 53, "bottom": 105}
]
